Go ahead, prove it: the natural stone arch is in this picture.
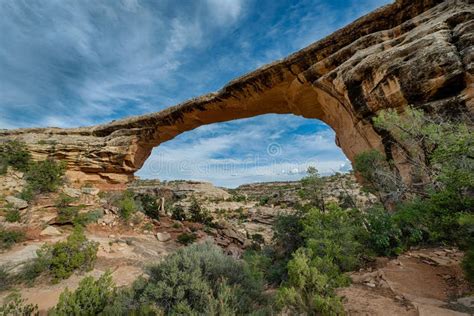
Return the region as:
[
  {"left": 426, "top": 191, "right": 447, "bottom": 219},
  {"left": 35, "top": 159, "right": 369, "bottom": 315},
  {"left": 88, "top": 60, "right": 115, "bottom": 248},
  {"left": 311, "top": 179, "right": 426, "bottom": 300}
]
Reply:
[{"left": 1, "top": 0, "right": 472, "bottom": 188}]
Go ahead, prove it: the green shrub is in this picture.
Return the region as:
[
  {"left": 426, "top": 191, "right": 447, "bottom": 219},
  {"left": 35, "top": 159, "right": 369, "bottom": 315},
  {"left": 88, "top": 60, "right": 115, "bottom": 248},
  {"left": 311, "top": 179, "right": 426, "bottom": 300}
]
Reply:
[
  {"left": 118, "top": 197, "right": 137, "bottom": 220},
  {"left": 55, "top": 193, "right": 76, "bottom": 208},
  {"left": 49, "top": 272, "right": 116, "bottom": 315},
  {"left": 0, "top": 227, "right": 25, "bottom": 249},
  {"left": 253, "top": 210, "right": 306, "bottom": 284},
  {"left": 259, "top": 196, "right": 270, "bottom": 206},
  {"left": 19, "top": 252, "right": 50, "bottom": 284},
  {"left": 176, "top": 232, "right": 197, "bottom": 245},
  {"left": 5, "top": 207, "right": 21, "bottom": 223},
  {"left": 171, "top": 205, "right": 186, "bottom": 221},
  {"left": 277, "top": 248, "right": 346, "bottom": 315},
  {"left": 231, "top": 194, "right": 246, "bottom": 202},
  {"left": 18, "top": 186, "right": 35, "bottom": 202},
  {"left": 301, "top": 204, "right": 363, "bottom": 272},
  {"left": 112, "top": 190, "right": 139, "bottom": 221},
  {"left": 0, "top": 292, "right": 38, "bottom": 316},
  {"left": 363, "top": 206, "right": 403, "bottom": 256},
  {"left": 25, "top": 159, "right": 66, "bottom": 193},
  {"left": 0, "top": 140, "right": 31, "bottom": 173},
  {"left": 462, "top": 249, "right": 474, "bottom": 284},
  {"left": 21, "top": 227, "right": 98, "bottom": 284},
  {"left": 56, "top": 207, "right": 80, "bottom": 224},
  {"left": 73, "top": 210, "right": 103, "bottom": 227},
  {"left": 46, "top": 227, "right": 98, "bottom": 282},
  {"left": 136, "top": 194, "right": 160, "bottom": 220},
  {"left": 0, "top": 265, "right": 12, "bottom": 292},
  {"left": 131, "top": 242, "right": 269, "bottom": 314},
  {"left": 188, "top": 197, "right": 213, "bottom": 224},
  {"left": 299, "top": 166, "right": 326, "bottom": 211}
]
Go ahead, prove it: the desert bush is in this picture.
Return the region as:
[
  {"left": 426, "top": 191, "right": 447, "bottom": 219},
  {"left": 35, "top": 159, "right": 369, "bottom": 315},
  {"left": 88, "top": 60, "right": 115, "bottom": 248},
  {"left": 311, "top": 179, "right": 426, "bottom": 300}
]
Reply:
[
  {"left": 55, "top": 193, "right": 76, "bottom": 208},
  {"left": 354, "top": 150, "right": 404, "bottom": 205},
  {"left": 0, "top": 140, "right": 31, "bottom": 174},
  {"left": 46, "top": 227, "right": 98, "bottom": 282},
  {"left": 277, "top": 248, "right": 346, "bottom": 315},
  {"left": 136, "top": 193, "right": 159, "bottom": 220},
  {"left": 0, "top": 265, "right": 12, "bottom": 292},
  {"left": 25, "top": 159, "right": 66, "bottom": 193},
  {"left": 231, "top": 194, "right": 246, "bottom": 202},
  {"left": 462, "top": 249, "right": 474, "bottom": 284},
  {"left": 0, "top": 227, "right": 25, "bottom": 249},
  {"left": 176, "top": 232, "right": 197, "bottom": 245},
  {"left": 56, "top": 207, "right": 80, "bottom": 225},
  {"left": 171, "top": 205, "right": 186, "bottom": 221},
  {"left": 362, "top": 206, "right": 403, "bottom": 256},
  {"left": 259, "top": 196, "right": 270, "bottom": 206},
  {"left": 21, "top": 227, "right": 98, "bottom": 284},
  {"left": 18, "top": 186, "right": 35, "bottom": 202},
  {"left": 49, "top": 271, "right": 116, "bottom": 315},
  {"left": 254, "top": 210, "right": 305, "bottom": 284},
  {"left": 19, "top": 252, "right": 50, "bottom": 284},
  {"left": 299, "top": 166, "right": 326, "bottom": 211},
  {"left": 301, "top": 204, "right": 363, "bottom": 272},
  {"left": 114, "top": 190, "right": 140, "bottom": 221},
  {"left": 5, "top": 207, "right": 21, "bottom": 223},
  {"left": 0, "top": 292, "right": 38, "bottom": 316},
  {"left": 188, "top": 197, "right": 213, "bottom": 225},
  {"left": 131, "top": 242, "right": 269, "bottom": 314},
  {"left": 73, "top": 210, "right": 103, "bottom": 227}
]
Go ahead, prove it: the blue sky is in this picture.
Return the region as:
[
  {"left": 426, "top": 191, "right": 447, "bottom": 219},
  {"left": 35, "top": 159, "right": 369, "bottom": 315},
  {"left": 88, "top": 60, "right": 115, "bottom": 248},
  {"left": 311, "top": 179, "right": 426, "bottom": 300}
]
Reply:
[{"left": 0, "top": 0, "right": 391, "bottom": 187}]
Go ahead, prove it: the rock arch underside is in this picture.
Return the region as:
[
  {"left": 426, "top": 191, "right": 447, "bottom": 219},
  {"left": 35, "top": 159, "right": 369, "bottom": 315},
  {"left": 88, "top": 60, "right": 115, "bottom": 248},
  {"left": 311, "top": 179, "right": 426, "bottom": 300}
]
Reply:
[{"left": 1, "top": 0, "right": 473, "bottom": 189}]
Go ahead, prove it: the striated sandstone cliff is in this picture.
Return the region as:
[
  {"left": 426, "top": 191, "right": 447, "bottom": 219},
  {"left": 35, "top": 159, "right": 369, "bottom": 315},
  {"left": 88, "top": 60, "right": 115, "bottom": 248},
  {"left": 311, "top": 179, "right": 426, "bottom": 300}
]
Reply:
[{"left": 0, "top": 0, "right": 473, "bottom": 187}]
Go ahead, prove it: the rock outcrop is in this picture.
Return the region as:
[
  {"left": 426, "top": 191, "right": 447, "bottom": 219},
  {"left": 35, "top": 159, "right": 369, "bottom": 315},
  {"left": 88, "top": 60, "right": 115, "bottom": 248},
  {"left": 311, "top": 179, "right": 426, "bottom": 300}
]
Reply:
[{"left": 0, "top": 0, "right": 472, "bottom": 187}]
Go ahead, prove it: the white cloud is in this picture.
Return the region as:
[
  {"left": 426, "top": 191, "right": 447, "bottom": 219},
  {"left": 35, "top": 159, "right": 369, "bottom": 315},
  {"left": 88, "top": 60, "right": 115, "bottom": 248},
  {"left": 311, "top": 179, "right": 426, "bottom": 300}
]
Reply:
[
  {"left": 137, "top": 114, "right": 349, "bottom": 187},
  {"left": 206, "top": 0, "right": 244, "bottom": 25}
]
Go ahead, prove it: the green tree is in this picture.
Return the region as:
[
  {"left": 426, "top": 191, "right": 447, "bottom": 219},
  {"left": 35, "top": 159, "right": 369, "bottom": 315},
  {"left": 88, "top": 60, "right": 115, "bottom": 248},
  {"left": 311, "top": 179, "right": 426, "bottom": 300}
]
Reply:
[
  {"left": 128, "top": 242, "right": 269, "bottom": 314},
  {"left": 49, "top": 272, "right": 116, "bottom": 315},
  {"left": 299, "top": 167, "right": 326, "bottom": 211},
  {"left": 277, "top": 248, "right": 346, "bottom": 315},
  {"left": 0, "top": 140, "right": 31, "bottom": 174},
  {"left": 25, "top": 159, "right": 66, "bottom": 193}
]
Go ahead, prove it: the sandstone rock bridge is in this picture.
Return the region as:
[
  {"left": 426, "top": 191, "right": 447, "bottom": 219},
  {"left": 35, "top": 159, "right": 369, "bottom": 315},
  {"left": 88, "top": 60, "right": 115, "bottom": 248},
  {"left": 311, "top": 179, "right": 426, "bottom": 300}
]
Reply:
[{"left": 1, "top": 0, "right": 473, "bottom": 188}]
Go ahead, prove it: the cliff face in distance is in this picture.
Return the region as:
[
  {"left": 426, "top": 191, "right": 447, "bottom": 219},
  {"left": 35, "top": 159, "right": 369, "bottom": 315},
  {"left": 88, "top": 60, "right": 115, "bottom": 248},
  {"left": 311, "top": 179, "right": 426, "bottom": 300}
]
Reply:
[{"left": 1, "top": 0, "right": 473, "bottom": 188}]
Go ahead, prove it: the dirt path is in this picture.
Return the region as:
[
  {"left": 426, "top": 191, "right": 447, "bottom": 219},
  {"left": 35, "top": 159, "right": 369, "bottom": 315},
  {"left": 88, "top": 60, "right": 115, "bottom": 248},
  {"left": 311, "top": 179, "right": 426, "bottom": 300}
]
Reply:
[{"left": 338, "top": 248, "right": 473, "bottom": 315}]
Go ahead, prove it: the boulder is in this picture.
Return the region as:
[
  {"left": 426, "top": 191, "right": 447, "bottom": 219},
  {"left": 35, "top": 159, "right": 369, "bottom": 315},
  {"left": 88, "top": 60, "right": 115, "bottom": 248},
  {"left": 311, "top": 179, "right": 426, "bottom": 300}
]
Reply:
[
  {"left": 63, "top": 187, "right": 81, "bottom": 198},
  {"left": 457, "top": 296, "right": 474, "bottom": 309},
  {"left": 5, "top": 196, "right": 28, "bottom": 209},
  {"left": 98, "top": 214, "right": 116, "bottom": 225},
  {"left": 40, "top": 226, "right": 62, "bottom": 236},
  {"left": 156, "top": 232, "right": 171, "bottom": 242},
  {"left": 81, "top": 187, "right": 100, "bottom": 195}
]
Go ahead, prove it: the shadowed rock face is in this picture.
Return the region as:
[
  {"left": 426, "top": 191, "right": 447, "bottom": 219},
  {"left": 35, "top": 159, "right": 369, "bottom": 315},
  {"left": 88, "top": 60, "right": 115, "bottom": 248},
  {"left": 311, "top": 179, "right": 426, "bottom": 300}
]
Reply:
[{"left": 1, "top": 0, "right": 473, "bottom": 187}]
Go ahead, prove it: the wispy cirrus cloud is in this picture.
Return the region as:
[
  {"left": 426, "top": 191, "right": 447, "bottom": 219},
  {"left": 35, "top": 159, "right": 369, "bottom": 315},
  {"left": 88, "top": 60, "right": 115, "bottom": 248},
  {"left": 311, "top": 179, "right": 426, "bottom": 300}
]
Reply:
[{"left": 0, "top": 0, "right": 245, "bottom": 128}]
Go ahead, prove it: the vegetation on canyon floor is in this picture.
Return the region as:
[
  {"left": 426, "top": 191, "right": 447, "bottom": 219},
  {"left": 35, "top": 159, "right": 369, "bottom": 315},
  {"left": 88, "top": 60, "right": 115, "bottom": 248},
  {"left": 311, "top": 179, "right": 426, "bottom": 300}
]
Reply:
[{"left": 0, "top": 106, "right": 473, "bottom": 315}]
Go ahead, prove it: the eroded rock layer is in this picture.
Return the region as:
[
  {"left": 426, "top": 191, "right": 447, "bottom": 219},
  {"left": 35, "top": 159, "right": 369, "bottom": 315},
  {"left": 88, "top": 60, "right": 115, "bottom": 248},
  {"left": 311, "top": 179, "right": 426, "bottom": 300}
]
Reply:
[{"left": 1, "top": 0, "right": 473, "bottom": 187}]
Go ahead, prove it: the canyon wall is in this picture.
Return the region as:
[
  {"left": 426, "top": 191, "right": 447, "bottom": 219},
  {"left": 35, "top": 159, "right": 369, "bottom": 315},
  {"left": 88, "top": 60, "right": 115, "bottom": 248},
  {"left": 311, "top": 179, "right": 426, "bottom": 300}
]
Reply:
[{"left": 1, "top": 0, "right": 473, "bottom": 188}]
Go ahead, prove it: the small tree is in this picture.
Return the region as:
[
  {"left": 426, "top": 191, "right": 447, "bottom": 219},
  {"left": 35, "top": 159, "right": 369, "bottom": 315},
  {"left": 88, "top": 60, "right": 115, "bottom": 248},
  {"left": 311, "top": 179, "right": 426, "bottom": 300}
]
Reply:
[
  {"left": 277, "top": 249, "right": 346, "bottom": 315},
  {"left": 25, "top": 159, "right": 66, "bottom": 193},
  {"left": 299, "top": 167, "right": 326, "bottom": 211},
  {"left": 50, "top": 272, "right": 116, "bottom": 315},
  {"left": 0, "top": 140, "right": 31, "bottom": 174}
]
